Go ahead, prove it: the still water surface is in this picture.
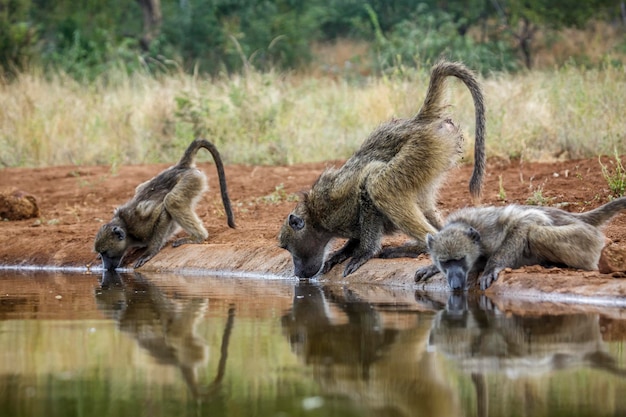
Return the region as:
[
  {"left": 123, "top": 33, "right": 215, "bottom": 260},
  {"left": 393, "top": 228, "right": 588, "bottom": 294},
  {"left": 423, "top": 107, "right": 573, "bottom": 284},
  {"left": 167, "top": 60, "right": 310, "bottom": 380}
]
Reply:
[{"left": 1, "top": 270, "right": 626, "bottom": 417}]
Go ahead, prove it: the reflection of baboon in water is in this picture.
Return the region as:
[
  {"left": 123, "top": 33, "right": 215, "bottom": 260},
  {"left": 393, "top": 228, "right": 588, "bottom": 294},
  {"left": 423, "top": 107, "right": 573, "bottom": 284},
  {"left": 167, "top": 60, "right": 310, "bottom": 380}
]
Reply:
[
  {"left": 416, "top": 197, "right": 626, "bottom": 291},
  {"left": 421, "top": 292, "right": 626, "bottom": 417},
  {"left": 95, "top": 271, "right": 235, "bottom": 397},
  {"left": 94, "top": 139, "right": 235, "bottom": 270},
  {"left": 279, "top": 60, "right": 486, "bottom": 278}
]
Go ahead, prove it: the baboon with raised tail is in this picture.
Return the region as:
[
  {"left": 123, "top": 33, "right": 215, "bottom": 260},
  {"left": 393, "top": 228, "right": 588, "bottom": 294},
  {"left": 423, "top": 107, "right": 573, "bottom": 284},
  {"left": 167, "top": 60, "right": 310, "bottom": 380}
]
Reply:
[
  {"left": 94, "top": 138, "right": 236, "bottom": 270},
  {"left": 415, "top": 197, "right": 626, "bottom": 291},
  {"left": 279, "top": 60, "right": 486, "bottom": 278}
]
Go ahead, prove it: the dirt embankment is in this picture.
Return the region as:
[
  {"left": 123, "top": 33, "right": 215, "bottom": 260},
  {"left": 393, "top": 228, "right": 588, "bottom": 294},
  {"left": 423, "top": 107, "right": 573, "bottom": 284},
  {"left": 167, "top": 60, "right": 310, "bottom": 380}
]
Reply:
[{"left": 1, "top": 157, "right": 625, "bottom": 306}]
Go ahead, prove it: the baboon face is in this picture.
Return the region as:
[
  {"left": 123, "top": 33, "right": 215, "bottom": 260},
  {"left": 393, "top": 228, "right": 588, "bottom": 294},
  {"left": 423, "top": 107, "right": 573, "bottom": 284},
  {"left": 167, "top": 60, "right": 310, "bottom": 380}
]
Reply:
[
  {"left": 426, "top": 225, "right": 481, "bottom": 291},
  {"left": 94, "top": 222, "right": 129, "bottom": 270},
  {"left": 279, "top": 205, "right": 332, "bottom": 278}
]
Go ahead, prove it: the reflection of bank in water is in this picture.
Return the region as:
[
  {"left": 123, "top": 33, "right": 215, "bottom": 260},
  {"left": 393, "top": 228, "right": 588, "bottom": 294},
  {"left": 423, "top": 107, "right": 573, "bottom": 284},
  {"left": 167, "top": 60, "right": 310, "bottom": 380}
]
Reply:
[
  {"left": 426, "top": 293, "right": 626, "bottom": 416},
  {"left": 95, "top": 271, "right": 235, "bottom": 398}
]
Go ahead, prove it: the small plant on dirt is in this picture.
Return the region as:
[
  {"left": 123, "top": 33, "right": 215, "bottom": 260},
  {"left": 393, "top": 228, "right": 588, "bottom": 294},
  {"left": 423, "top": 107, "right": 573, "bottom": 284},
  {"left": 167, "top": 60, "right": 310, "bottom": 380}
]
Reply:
[
  {"left": 526, "top": 185, "right": 553, "bottom": 206},
  {"left": 497, "top": 175, "right": 507, "bottom": 201},
  {"left": 258, "top": 184, "right": 299, "bottom": 204},
  {"left": 599, "top": 150, "right": 626, "bottom": 198}
]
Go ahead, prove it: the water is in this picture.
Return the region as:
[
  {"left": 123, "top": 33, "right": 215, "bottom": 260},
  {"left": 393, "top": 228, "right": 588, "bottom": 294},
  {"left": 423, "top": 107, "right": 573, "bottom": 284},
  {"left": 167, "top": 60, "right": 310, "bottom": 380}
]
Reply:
[{"left": 1, "top": 270, "right": 626, "bottom": 417}]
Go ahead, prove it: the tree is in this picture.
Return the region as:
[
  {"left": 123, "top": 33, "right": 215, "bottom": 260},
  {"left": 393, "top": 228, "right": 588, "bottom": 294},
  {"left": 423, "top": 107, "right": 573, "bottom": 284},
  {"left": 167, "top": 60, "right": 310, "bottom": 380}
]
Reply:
[
  {"left": 490, "top": 0, "right": 617, "bottom": 69},
  {"left": 136, "top": 0, "right": 162, "bottom": 51}
]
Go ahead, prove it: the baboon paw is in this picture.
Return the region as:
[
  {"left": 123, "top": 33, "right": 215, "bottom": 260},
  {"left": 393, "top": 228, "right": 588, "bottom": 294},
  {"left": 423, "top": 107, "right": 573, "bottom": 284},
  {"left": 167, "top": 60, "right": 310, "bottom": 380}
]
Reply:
[
  {"left": 479, "top": 270, "right": 499, "bottom": 290},
  {"left": 321, "top": 260, "right": 337, "bottom": 275},
  {"left": 134, "top": 257, "right": 150, "bottom": 269},
  {"left": 343, "top": 258, "right": 367, "bottom": 276},
  {"left": 414, "top": 265, "right": 437, "bottom": 282}
]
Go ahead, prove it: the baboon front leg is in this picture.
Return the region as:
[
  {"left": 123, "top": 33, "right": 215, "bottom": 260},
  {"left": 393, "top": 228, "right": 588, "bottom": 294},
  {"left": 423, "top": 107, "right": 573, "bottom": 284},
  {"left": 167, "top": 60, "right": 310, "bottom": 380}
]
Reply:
[
  {"left": 321, "top": 239, "right": 359, "bottom": 274},
  {"left": 480, "top": 230, "right": 528, "bottom": 290},
  {"left": 342, "top": 188, "right": 385, "bottom": 276},
  {"left": 135, "top": 212, "right": 177, "bottom": 268}
]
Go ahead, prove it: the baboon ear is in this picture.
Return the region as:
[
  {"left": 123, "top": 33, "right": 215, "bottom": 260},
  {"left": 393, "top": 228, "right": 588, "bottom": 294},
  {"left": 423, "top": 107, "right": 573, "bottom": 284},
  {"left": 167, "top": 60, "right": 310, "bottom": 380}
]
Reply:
[
  {"left": 426, "top": 233, "right": 435, "bottom": 249},
  {"left": 466, "top": 227, "right": 480, "bottom": 243},
  {"left": 112, "top": 225, "right": 126, "bottom": 241},
  {"left": 288, "top": 214, "right": 305, "bottom": 231}
]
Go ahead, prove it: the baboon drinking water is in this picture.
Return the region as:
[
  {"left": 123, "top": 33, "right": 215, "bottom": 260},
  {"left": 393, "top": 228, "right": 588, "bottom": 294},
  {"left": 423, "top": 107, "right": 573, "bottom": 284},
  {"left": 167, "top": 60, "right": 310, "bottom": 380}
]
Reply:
[
  {"left": 94, "top": 139, "right": 235, "bottom": 270},
  {"left": 279, "top": 60, "right": 486, "bottom": 278},
  {"left": 415, "top": 197, "right": 626, "bottom": 291}
]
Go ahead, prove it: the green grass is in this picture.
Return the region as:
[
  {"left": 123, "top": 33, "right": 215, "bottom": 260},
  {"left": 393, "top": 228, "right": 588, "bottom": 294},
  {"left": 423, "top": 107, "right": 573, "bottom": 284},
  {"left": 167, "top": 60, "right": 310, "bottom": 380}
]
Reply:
[
  {"left": 0, "top": 63, "right": 624, "bottom": 168},
  {"left": 599, "top": 150, "right": 626, "bottom": 198}
]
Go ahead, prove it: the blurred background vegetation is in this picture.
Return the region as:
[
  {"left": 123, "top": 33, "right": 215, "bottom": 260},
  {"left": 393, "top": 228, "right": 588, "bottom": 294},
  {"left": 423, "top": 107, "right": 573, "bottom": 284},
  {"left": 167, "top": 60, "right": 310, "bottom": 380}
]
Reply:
[
  {"left": 0, "top": 0, "right": 625, "bottom": 167},
  {"left": 2, "top": 0, "right": 625, "bottom": 78}
]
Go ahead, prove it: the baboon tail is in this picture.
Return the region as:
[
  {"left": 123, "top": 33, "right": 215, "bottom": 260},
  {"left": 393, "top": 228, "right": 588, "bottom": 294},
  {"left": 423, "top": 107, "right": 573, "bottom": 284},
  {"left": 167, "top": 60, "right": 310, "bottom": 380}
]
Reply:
[
  {"left": 575, "top": 196, "right": 626, "bottom": 227},
  {"left": 415, "top": 60, "right": 486, "bottom": 200},
  {"left": 179, "top": 139, "right": 236, "bottom": 228}
]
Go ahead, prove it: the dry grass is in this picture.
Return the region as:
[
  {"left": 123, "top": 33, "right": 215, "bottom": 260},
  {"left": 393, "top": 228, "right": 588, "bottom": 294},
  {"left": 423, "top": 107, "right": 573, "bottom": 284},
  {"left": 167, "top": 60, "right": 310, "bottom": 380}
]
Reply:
[{"left": 0, "top": 60, "right": 624, "bottom": 168}]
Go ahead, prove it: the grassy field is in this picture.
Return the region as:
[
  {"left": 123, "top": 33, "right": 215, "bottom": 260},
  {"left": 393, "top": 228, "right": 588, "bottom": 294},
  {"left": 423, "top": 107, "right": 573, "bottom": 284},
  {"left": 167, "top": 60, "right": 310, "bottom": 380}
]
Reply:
[{"left": 0, "top": 62, "right": 624, "bottom": 168}]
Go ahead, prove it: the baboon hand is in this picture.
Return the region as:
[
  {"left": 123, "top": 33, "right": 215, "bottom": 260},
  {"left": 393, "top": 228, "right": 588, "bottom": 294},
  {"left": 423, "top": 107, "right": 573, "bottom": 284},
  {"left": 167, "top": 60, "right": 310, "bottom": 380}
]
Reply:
[
  {"left": 321, "top": 252, "right": 349, "bottom": 275},
  {"left": 320, "top": 260, "right": 337, "bottom": 275},
  {"left": 343, "top": 252, "right": 374, "bottom": 276},
  {"left": 414, "top": 264, "right": 439, "bottom": 282},
  {"left": 479, "top": 268, "right": 500, "bottom": 290},
  {"left": 134, "top": 255, "right": 152, "bottom": 269}
]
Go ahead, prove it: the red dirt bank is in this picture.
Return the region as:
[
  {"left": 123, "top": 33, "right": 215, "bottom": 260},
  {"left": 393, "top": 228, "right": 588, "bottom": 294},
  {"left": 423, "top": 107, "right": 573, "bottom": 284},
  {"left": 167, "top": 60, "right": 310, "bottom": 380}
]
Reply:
[{"left": 1, "top": 158, "right": 625, "bottom": 305}]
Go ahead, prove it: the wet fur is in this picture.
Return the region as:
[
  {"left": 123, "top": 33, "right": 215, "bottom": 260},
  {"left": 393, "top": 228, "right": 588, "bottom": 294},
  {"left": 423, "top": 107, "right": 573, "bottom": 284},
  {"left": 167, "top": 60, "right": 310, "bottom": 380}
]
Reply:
[
  {"left": 94, "top": 139, "right": 235, "bottom": 270},
  {"left": 415, "top": 197, "right": 626, "bottom": 290},
  {"left": 279, "top": 60, "right": 486, "bottom": 278}
]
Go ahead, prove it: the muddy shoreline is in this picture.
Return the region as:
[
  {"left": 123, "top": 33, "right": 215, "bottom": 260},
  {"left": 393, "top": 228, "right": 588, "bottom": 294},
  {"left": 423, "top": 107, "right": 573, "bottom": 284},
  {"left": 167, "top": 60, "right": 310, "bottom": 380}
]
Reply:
[{"left": 1, "top": 159, "right": 625, "bottom": 309}]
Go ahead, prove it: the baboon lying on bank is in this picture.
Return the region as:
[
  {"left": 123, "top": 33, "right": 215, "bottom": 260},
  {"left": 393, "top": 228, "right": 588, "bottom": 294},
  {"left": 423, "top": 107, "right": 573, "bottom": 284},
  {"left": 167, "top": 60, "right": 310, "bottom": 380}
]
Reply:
[
  {"left": 94, "top": 139, "right": 235, "bottom": 270},
  {"left": 279, "top": 60, "right": 486, "bottom": 278},
  {"left": 415, "top": 197, "right": 626, "bottom": 291}
]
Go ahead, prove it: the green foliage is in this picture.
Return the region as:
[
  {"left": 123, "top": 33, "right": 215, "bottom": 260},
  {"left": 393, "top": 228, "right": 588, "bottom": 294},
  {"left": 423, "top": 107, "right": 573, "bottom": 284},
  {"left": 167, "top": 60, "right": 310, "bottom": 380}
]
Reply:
[
  {"left": 0, "top": 0, "right": 37, "bottom": 77},
  {"left": 526, "top": 185, "right": 553, "bottom": 206},
  {"left": 368, "top": 5, "right": 519, "bottom": 74},
  {"left": 599, "top": 151, "right": 626, "bottom": 198},
  {"left": 159, "top": 0, "right": 320, "bottom": 74},
  {"left": 258, "top": 184, "right": 299, "bottom": 204},
  {"left": 0, "top": 0, "right": 620, "bottom": 80},
  {"left": 498, "top": 175, "right": 507, "bottom": 201}
]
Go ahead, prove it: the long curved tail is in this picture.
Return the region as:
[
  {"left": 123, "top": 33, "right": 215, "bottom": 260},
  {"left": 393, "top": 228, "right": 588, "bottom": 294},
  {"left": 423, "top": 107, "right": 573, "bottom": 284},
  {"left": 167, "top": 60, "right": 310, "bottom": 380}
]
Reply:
[
  {"left": 415, "top": 61, "right": 486, "bottom": 200},
  {"left": 178, "top": 139, "right": 236, "bottom": 228},
  {"left": 575, "top": 196, "right": 626, "bottom": 227}
]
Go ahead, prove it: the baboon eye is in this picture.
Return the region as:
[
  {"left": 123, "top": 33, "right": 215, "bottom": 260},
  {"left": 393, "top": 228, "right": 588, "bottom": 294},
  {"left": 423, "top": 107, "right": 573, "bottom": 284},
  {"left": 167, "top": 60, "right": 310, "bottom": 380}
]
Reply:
[
  {"left": 112, "top": 226, "right": 126, "bottom": 240},
  {"left": 442, "top": 258, "right": 463, "bottom": 267},
  {"left": 466, "top": 227, "right": 480, "bottom": 243},
  {"left": 288, "top": 214, "right": 305, "bottom": 231}
]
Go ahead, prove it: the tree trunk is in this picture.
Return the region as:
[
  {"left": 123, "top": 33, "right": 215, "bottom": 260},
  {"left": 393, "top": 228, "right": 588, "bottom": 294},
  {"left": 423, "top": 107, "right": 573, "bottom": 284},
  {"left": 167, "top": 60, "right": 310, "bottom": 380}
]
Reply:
[{"left": 136, "top": 0, "right": 162, "bottom": 51}]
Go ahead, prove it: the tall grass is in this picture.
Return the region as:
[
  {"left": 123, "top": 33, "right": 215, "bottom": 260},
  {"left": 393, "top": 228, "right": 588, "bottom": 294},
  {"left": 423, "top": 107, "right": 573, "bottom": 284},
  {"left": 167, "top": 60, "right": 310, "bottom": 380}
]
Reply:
[{"left": 0, "top": 63, "right": 624, "bottom": 168}]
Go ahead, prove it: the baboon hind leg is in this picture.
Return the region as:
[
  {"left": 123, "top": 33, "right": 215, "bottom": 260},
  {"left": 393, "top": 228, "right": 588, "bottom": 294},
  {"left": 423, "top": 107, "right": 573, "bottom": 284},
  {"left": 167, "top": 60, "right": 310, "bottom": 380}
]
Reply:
[
  {"left": 378, "top": 202, "right": 438, "bottom": 259},
  {"left": 164, "top": 171, "right": 209, "bottom": 247},
  {"left": 528, "top": 223, "right": 604, "bottom": 270},
  {"left": 378, "top": 241, "right": 427, "bottom": 259}
]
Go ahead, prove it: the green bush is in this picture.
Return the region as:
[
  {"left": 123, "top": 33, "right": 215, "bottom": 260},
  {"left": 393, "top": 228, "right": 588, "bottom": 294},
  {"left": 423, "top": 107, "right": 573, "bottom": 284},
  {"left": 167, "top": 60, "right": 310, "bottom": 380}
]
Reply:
[
  {"left": 0, "top": 0, "right": 37, "bottom": 78},
  {"left": 368, "top": 5, "right": 519, "bottom": 74}
]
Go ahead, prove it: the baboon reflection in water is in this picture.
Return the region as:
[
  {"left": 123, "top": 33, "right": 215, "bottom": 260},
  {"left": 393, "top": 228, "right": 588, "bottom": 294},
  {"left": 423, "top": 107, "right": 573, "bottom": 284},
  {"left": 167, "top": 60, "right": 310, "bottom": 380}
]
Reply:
[{"left": 96, "top": 271, "right": 235, "bottom": 398}]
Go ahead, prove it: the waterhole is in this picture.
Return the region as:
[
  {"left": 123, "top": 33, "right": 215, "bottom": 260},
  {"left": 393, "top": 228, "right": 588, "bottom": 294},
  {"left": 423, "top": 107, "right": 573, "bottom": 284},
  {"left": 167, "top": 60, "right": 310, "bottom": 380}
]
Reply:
[{"left": 1, "top": 269, "right": 626, "bottom": 417}]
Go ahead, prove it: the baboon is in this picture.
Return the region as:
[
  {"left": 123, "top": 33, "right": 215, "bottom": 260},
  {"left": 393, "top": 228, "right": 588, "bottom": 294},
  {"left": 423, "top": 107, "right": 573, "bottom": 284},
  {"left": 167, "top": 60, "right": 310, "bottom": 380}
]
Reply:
[
  {"left": 94, "top": 139, "right": 235, "bottom": 270},
  {"left": 279, "top": 60, "right": 486, "bottom": 278},
  {"left": 415, "top": 197, "right": 626, "bottom": 291}
]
